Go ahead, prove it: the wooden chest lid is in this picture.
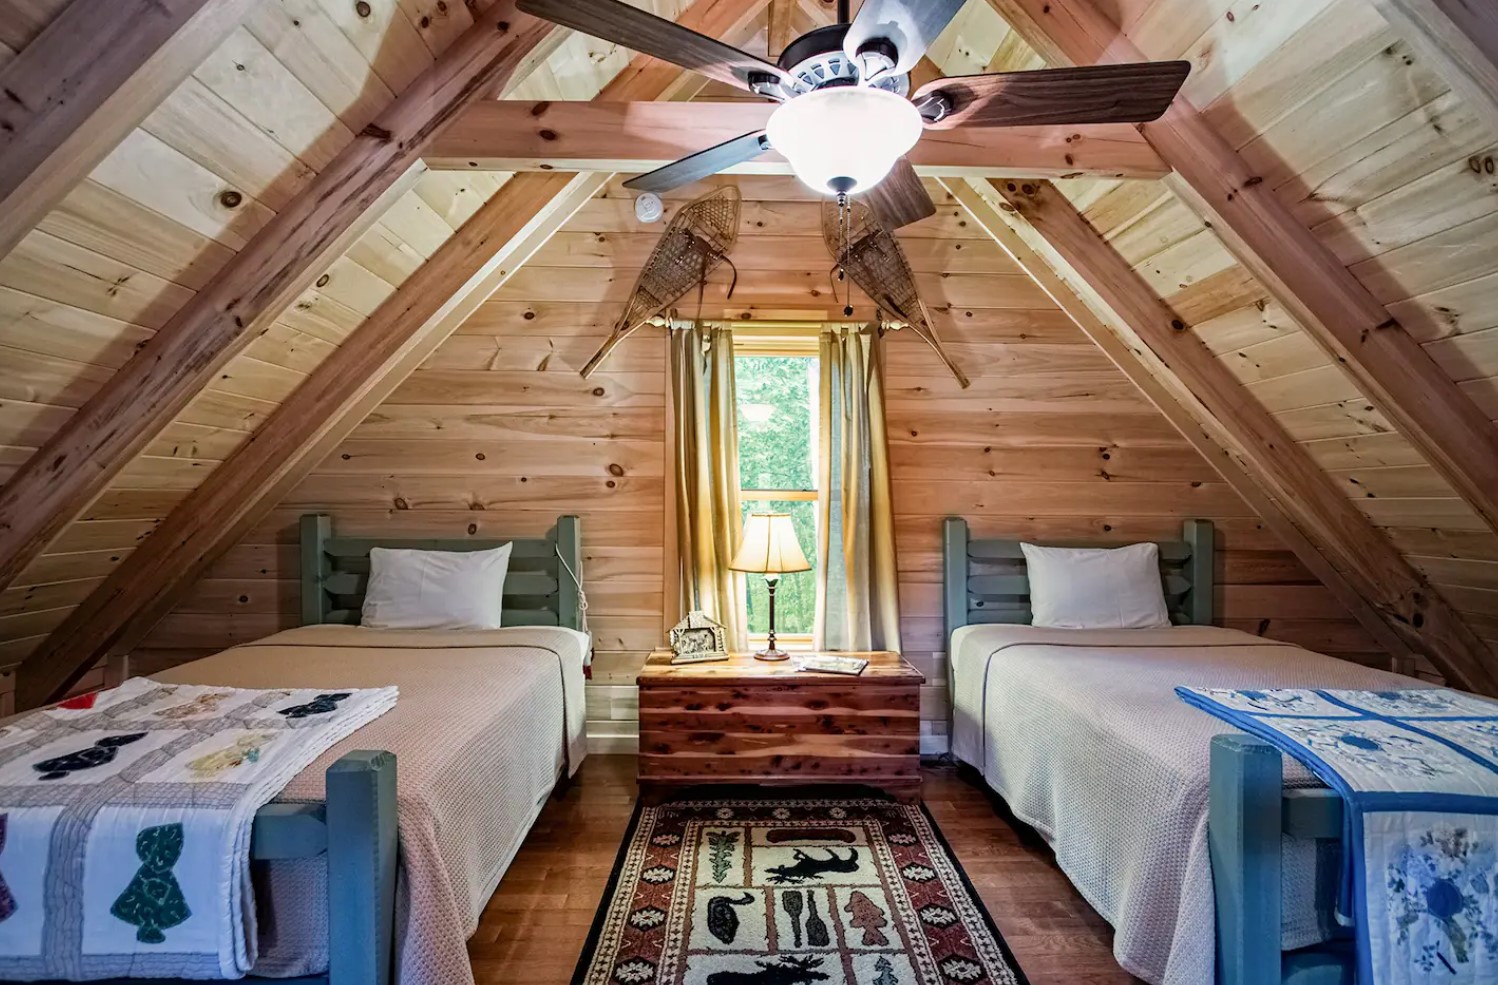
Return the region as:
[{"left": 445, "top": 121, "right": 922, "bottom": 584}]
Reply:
[{"left": 639, "top": 650, "right": 923, "bottom": 686}]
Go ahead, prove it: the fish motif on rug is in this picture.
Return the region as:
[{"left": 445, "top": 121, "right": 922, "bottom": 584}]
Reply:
[{"left": 571, "top": 796, "right": 1028, "bottom": 985}]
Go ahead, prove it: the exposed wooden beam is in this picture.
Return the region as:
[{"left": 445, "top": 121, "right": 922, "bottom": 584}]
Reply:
[
  {"left": 0, "top": 0, "right": 258, "bottom": 260},
  {"left": 0, "top": 2, "right": 558, "bottom": 593},
  {"left": 984, "top": 0, "right": 1498, "bottom": 538},
  {"left": 977, "top": 177, "right": 1497, "bottom": 694},
  {"left": 17, "top": 171, "right": 605, "bottom": 708},
  {"left": 942, "top": 176, "right": 1418, "bottom": 673},
  {"left": 769, "top": 0, "right": 798, "bottom": 56},
  {"left": 1369, "top": 0, "right": 1498, "bottom": 135},
  {"left": 428, "top": 100, "right": 1169, "bottom": 178},
  {"left": 17, "top": 0, "right": 773, "bottom": 707}
]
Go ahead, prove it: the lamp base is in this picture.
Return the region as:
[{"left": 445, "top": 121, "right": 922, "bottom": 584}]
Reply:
[{"left": 754, "top": 648, "right": 791, "bottom": 662}]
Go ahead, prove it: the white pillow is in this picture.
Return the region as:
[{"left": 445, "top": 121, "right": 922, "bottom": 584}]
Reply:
[
  {"left": 1019, "top": 542, "right": 1171, "bottom": 630},
  {"left": 360, "top": 544, "right": 512, "bottom": 630}
]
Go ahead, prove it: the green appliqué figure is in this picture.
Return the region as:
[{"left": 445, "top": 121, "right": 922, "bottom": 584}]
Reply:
[{"left": 111, "top": 823, "right": 191, "bottom": 944}]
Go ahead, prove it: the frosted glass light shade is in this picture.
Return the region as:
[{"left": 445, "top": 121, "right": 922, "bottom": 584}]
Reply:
[
  {"left": 766, "top": 86, "right": 923, "bottom": 195},
  {"left": 729, "top": 513, "right": 812, "bottom": 574}
]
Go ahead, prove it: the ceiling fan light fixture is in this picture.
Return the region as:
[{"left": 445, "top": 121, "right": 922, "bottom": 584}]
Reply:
[{"left": 766, "top": 86, "right": 921, "bottom": 196}]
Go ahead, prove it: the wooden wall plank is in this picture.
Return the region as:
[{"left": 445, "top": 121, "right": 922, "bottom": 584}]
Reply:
[
  {"left": 0, "top": 0, "right": 259, "bottom": 259},
  {"left": 0, "top": 2, "right": 557, "bottom": 593}
]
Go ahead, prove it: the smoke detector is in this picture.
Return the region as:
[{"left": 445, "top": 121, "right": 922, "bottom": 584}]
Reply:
[{"left": 634, "top": 191, "right": 664, "bottom": 223}]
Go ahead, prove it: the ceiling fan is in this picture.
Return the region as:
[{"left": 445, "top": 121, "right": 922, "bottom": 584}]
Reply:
[{"left": 516, "top": 0, "right": 1190, "bottom": 229}]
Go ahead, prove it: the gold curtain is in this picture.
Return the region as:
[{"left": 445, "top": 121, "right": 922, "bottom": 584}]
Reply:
[
  {"left": 815, "top": 325, "right": 902, "bottom": 651},
  {"left": 670, "top": 322, "right": 747, "bottom": 650}
]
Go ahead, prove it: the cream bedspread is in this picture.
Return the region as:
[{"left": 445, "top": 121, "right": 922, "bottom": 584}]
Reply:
[
  {"left": 155, "top": 624, "right": 590, "bottom": 985},
  {"left": 949, "top": 624, "right": 1421, "bottom": 985}
]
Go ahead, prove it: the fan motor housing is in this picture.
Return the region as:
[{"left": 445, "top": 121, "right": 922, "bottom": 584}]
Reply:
[{"left": 776, "top": 25, "right": 909, "bottom": 97}]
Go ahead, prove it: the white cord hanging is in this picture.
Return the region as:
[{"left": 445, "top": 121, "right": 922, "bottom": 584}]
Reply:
[{"left": 554, "top": 545, "right": 589, "bottom": 634}]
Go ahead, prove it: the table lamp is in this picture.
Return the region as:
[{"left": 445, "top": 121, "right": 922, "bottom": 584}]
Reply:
[{"left": 729, "top": 512, "right": 812, "bottom": 661}]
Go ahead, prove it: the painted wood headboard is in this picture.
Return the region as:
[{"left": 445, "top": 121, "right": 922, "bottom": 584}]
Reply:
[
  {"left": 299, "top": 514, "right": 584, "bottom": 631},
  {"left": 941, "top": 518, "right": 1216, "bottom": 640}
]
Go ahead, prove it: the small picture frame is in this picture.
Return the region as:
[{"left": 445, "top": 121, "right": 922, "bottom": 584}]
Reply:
[{"left": 669, "top": 610, "right": 727, "bottom": 660}]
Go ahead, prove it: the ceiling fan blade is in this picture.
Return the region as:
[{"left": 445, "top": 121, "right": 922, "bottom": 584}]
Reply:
[
  {"left": 914, "top": 61, "right": 1191, "bottom": 130},
  {"left": 624, "top": 131, "right": 770, "bottom": 194},
  {"left": 518, "top": 0, "right": 790, "bottom": 94},
  {"left": 857, "top": 157, "right": 936, "bottom": 230},
  {"left": 843, "top": 0, "right": 965, "bottom": 78}
]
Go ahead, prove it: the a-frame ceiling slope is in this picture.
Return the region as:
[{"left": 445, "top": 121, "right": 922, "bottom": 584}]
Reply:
[
  {"left": 974, "top": 0, "right": 1498, "bottom": 671},
  {"left": 0, "top": 0, "right": 704, "bottom": 671},
  {"left": 1, "top": 0, "right": 1497, "bottom": 701}
]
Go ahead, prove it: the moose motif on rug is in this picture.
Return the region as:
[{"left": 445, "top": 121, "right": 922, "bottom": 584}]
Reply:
[
  {"left": 766, "top": 848, "right": 860, "bottom": 885},
  {"left": 705, "top": 955, "right": 829, "bottom": 985},
  {"left": 573, "top": 796, "right": 1024, "bottom": 985}
]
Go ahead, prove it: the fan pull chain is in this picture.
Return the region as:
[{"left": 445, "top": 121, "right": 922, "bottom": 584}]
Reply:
[{"left": 838, "top": 192, "right": 855, "bottom": 317}]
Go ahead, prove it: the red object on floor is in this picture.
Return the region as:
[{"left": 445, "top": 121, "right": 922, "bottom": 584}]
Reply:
[{"left": 57, "top": 692, "right": 99, "bottom": 710}]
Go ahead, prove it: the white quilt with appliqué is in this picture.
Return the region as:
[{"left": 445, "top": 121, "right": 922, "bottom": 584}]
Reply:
[
  {"left": 0, "top": 677, "right": 395, "bottom": 981},
  {"left": 1178, "top": 686, "right": 1498, "bottom": 985}
]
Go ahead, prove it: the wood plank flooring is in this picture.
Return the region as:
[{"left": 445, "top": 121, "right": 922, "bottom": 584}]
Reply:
[{"left": 469, "top": 755, "right": 1141, "bottom": 985}]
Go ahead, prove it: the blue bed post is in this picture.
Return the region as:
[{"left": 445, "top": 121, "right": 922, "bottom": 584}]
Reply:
[
  {"left": 1210, "top": 734, "right": 1283, "bottom": 985},
  {"left": 943, "top": 517, "right": 970, "bottom": 733},
  {"left": 301, "top": 514, "right": 332, "bottom": 626},
  {"left": 556, "top": 515, "right": 583, "bottom": 631},
  {"left": 326, "top": 750, "right": 398, "bottom": 985}
]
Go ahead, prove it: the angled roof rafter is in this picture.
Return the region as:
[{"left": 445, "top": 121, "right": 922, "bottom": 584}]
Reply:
[
  {"left": 0, "top": 0, "right": 260, "bottom": 261},
  {"left": 0, "top": 1, "right": 559, "bottom": 594},
  {"left": 17, "top": 0, "right": 775, "bottom": 708},
  {"left": 942, "top": 175, "right": 1420, "bottom": 676},
  {"left": 975, "top": 175, "right": 1498, "bottom": 695},
  {"left": 984, "top": 0, "right": 1498, "bottom": 539},
  {"left": 18, "top": 170, "right": 606, "bottom": 708}
]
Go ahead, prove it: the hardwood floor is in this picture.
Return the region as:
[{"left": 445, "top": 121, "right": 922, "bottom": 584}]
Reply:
[{"left": 468, "top": 755, "right": 1142, "bottom": 985}]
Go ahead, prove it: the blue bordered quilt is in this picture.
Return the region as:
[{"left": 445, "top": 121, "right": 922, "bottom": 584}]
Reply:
[{"left": 1176, "top": 686, "right": 1498, "bottom": 985}]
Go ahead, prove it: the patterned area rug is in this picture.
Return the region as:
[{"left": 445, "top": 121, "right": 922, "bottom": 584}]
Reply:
[{"left": 572, "top": 794, "right": 1028, "bottom": 985}]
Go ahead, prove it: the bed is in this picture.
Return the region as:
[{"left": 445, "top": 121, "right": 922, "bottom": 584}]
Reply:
[
  {"left": 92, "top": 514, "right": 590, "bottom": 985},
  {"left": 941, "top": 517, "right": 1422, "bottom": 985}
]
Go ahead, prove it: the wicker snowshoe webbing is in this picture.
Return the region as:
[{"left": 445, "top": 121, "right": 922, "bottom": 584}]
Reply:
[
  {"left": 822, "top": 197, "right": 969, "bottom": 388},
  {"left": 581, "top": 186, "right": 742, "bottom": 377}
]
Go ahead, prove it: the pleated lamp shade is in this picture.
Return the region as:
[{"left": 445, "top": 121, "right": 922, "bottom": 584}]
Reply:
[{"left": 729, "top": 512, "right": 811, "bottom": 575}]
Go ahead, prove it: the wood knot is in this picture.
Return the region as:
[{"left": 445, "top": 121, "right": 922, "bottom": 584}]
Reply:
[
  {"left": 530, "top": 101, "right": 550, "bottom": 117},
  {"left": 355, "top": 1, "right": 371, "bottom": 17},
  {"left": 538, "top": 128, "right": 558, "bottom": 142},
  {"left": 608, "top": 463, "right": 625, "bottom": 476},
  {"left": 592, "top": 387, "right": 605, "bottom": 396},
  {"left": 316, "top": 274, "right": 331, "bottom": 288},
  {"left": 361, "top": 122, "right": 393, "bottom": 141},
  {"left": 217, "top": 190, "right": 243, "bottom": 209},
  {"left": 1170, "top": 319, "right": 1186, "bottom": 331},
  {"left": 522, "top": 310, "right": 536, "bottom": 320}
]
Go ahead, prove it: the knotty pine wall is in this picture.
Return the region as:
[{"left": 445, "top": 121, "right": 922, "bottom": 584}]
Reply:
[
  {"left": 1012, "top": 0, "right": 1498, "bottom": 663},
  {"left": 134, "top": 175, "right": 1391, "bottom": 753},
  {"left": 0, "top": 0, "right": 697, "bottom": 676}
]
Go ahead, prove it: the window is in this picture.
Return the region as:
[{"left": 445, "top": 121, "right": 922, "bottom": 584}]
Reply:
[{"left": 734, "top": 343, "right": 819, "bottom": 646}]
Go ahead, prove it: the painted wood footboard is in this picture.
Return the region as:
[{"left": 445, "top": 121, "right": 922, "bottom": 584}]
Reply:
[
  {"left": 68, "top": 749, "right": 398, "bottom": 985},
  {"left": 1210, "top": 734, "right": 1353, "bottom": 985}
]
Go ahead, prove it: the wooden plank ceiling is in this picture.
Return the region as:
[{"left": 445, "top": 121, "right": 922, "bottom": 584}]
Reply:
[{"left": 1, "top": 0, "right": 1497, "bottom": 707}]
